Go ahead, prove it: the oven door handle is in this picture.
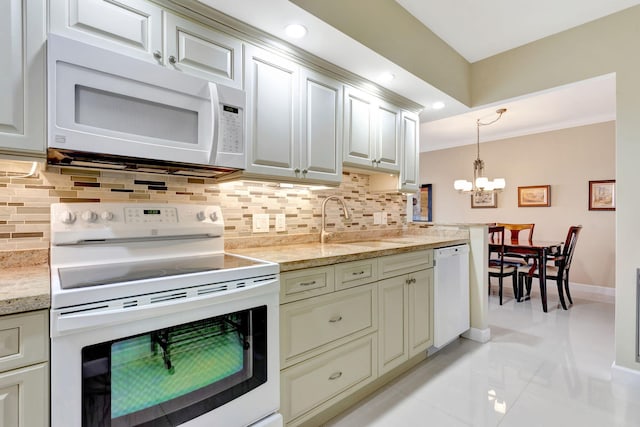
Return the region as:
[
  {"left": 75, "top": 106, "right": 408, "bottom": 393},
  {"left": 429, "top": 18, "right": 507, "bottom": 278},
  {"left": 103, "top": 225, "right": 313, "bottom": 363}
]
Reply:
[{"left": 51, "top": 279, "right": 279, "bottom": 335}]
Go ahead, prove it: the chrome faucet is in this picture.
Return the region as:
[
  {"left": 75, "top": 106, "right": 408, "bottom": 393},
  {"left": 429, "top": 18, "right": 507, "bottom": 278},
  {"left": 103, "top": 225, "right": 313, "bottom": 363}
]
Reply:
[{"left": 320, "top": 196, "right": 350, "bottom": 243}]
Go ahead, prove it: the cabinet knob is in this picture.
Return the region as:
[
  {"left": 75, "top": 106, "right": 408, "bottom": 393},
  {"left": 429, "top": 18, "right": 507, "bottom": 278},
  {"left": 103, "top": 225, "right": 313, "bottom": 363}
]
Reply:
[
  {"left": 302, "top": 169, "right": 308, "bottom": 175},
  {"left": 153, "top": 50, "right": 162, "bottom": 60},
  {"left": 294, "top": 168, "right": 301, "bottom": 174},
  {"left": 329, "top": 315, "right": 343, "bottom": 323},
  {"left": 168, "top": 55, "right": 177, "bottom": 64}
]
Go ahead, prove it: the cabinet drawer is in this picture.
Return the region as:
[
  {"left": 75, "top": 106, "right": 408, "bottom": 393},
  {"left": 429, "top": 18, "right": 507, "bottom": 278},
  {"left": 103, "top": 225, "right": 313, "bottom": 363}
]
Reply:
[
  {"left": 0, "top": 363, "right": 48, "bottom": 427},
  {"left": 280, "top": 266, "right": 335, "bottom": 303},
  {"left": 281, "top": 333, "right": 377, "bottom": 424},
  {"left": 280, "top": 284, "right": 376, "bottom": 366},
  {"left": 335, "top": 258, "right": 378, "bottom": 290},
  {"left": 0, "top": 310, "right": 48, "bottom": 373},
  {"left": 378, "top": 249, "right": 433, "bottom": 279}
]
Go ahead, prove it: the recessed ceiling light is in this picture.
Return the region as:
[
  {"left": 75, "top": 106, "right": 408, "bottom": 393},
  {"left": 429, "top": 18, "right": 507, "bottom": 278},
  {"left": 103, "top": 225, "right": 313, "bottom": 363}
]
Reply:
[
  {"left": 378, "top": 72, "right": 395, "bottom": 83},
  {"left": 285, "top": 24, "right": 307, "bottom": 39},
  {"left": 432, "top": 101, "right": 445, "bottom": 110}
]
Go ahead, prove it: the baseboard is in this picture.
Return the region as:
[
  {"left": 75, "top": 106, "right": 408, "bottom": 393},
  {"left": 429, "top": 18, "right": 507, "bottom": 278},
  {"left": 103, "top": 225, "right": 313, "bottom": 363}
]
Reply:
[
  {"left": 570, "top": 282, "right": 615, "bottom": 297},
  {"left": 461, "top": 327, "right": 491, "bottom": 343},
  {"left": 611, "top": 362, "right": 640, "bottom": 385}
]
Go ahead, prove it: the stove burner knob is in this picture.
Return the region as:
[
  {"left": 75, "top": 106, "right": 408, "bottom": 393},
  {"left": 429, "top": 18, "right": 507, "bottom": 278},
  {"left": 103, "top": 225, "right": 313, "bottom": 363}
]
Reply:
[
  {"left": 101, "top": 211, "right": 114, "bottom": 221},
  {"left": 81, "top": 210, "right": 98, "bottom": 223},
  {"left": 210, "top": 212, "right": 218, "bottom": 222},
  {"left": 60, "top": 211, "right": 76, "bottom": 224},
  {"left": 196, "top": 211, "right": 206, "bottom": 221}
]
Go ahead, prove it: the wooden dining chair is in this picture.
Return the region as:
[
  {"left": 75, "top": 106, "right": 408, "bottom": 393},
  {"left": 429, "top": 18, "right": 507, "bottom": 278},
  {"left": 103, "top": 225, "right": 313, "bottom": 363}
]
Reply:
[
  {"left": 488, "top": 225, "right": 518, "bottom": 305},
  {"left": 517, "top": 225, "right": 582, "bottom": 311},
  {"left": 496, "top": 223, "right": 535, "bottom": 267}
]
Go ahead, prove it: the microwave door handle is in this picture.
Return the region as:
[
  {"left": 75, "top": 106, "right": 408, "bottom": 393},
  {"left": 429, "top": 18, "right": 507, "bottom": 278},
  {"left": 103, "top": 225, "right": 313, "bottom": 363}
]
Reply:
[{"left": 208, "top": 82, "right": 221, "bottom": 164}]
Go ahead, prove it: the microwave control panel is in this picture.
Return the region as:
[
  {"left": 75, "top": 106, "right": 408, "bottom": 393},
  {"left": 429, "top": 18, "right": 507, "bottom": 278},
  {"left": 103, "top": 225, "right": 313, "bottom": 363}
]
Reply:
[{"left": 220, "top": 105, "right": 243, "bottom": 154}]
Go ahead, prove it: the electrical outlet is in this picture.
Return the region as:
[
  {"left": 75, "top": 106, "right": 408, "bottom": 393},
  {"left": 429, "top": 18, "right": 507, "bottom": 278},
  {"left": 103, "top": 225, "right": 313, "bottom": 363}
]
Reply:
[
  {"left": 252, "top": 213, "right": 269, "bottom": 233},
  {"left": 275, "top": 213, "right": 286, "bottom": 231},
  {"left": 373, "top": 212, "right": 382, "bottom": 225}
]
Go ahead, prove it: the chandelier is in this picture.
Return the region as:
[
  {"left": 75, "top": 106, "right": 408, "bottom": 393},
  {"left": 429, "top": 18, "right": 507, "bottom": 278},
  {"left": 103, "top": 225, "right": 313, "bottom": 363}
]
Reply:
[{"left": 453, "top": 108, "right": 507, "bottom": 194}]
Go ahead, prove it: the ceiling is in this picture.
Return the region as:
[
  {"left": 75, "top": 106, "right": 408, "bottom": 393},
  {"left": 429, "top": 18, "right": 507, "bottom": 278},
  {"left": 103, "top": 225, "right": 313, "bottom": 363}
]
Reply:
[{"left": 199, "top": 0, "right": 630, "bottom": 151}]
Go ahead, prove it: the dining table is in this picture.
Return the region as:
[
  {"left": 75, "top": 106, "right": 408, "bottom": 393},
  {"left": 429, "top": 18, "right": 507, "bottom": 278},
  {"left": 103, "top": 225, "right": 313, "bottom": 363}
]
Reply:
[{"left": 489, "top": 238, "right": 563, "bottom": 312}]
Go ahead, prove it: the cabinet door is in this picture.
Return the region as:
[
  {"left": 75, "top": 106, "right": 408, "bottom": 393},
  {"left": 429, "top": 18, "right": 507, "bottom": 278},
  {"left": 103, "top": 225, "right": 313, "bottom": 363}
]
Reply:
[
  {"left": 49, "top": 0, "right": 162, "bottom": 63},
  {"left": 0, "top": 363, "right": 49, "bottom": 427},
  {"left": 164, "top": 12, "right": 242, "bottom": 88},
  {"left": 400, "top": 111, "right": 420, "bottom": 192},
  {"left": 408, "top": 268, "right": 433, "bottom": 358},
  {"left": 299, "top": 68, "right": 343, "bottom": 184},
  {"left": 343, "top": 86, "right": 376, "bottom": 169},
  {"left": 375, "top": 100, "right": 401, "bottom": 173},
  {"left": 378, "top": 276, "right": 408, "bottom": 374},
  {"left": 0, "top": 0, "right": 45, "bottom": 158},
  {"left": 244, "top": 45, "right": 299, "bottom": 179}
]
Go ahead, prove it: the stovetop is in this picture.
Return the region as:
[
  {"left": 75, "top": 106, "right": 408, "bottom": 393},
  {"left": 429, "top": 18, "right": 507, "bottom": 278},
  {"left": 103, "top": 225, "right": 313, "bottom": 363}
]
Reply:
[{"left": 56, "top": 253, "right": 266, "bottom": 289}]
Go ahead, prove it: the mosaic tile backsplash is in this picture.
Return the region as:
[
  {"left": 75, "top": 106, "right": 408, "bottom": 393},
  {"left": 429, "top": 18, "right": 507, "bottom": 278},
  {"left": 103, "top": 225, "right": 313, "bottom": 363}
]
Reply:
[{"left": 0, "top": 161, "right": 408, "bottom": 251}]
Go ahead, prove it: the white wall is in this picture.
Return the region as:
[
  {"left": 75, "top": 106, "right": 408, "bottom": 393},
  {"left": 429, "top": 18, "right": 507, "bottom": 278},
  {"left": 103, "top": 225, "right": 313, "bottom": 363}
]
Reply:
[{"left": 421, "top": 122, "right": 615, "bottom": 288}]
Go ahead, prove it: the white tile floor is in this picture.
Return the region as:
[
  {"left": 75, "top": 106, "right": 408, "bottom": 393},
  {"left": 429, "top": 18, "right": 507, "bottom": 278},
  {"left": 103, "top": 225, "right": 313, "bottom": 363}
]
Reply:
[{"left": 325, "top": 285, "right": 640, "bottom": 426}]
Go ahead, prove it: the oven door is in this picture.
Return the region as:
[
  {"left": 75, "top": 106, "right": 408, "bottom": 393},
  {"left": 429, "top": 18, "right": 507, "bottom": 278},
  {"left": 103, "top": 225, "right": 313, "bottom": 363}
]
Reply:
[{"left": 50, "top": 279, "right": 280, "bottom": 427}]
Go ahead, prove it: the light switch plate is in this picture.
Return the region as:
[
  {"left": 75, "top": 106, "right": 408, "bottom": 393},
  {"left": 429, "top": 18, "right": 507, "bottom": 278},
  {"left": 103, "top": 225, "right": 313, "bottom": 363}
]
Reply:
[
  {"left": 275, "top": 214, "right": 286, "bottom": 231},
  {"left": 252, "top": 213, "right": 270, "bottom": 233}
]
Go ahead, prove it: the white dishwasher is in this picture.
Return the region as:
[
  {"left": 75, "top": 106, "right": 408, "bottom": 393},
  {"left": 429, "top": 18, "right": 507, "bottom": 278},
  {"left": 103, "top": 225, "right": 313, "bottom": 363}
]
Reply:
[{"left": 433, "top": 244, "right": 470, "bottom": 348}]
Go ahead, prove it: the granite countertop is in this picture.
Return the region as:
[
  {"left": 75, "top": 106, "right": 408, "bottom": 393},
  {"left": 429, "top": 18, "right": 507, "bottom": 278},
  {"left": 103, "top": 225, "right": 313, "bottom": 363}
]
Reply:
[
  {"left": 0, "top": 249, "right": 50, "bottom": 316},
  {"left": 228, "top": 235, "right": 468, "bottom": 272},
  {"left": 0, "top": 233, "right": 468, "bottom": 315}
]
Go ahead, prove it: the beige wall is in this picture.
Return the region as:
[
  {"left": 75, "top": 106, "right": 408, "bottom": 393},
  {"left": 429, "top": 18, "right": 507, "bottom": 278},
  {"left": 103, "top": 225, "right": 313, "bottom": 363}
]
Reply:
[
  {"left": 469, "top": 6, "right": 640, "bottom": 371},
  {"left": 421, "top": 122, "right": 615, "bottom": 288}
]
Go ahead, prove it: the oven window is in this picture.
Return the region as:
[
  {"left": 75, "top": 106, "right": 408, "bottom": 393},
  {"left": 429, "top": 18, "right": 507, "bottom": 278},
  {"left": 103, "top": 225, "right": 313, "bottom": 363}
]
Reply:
[{"left": 81, "top": 306, "right": 267, "bottom": 427}]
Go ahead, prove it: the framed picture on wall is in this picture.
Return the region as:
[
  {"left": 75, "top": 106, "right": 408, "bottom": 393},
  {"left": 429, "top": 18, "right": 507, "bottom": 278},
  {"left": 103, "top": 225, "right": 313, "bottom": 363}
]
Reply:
[
  {"left": 471, "top": 192, "right": 497, "bottom": 208},
  {"left": 518, "top": 185, "right": 551, "bottom": 207},
  {"left": 589, "top": 180, "right": 615, "bottom": 210}
]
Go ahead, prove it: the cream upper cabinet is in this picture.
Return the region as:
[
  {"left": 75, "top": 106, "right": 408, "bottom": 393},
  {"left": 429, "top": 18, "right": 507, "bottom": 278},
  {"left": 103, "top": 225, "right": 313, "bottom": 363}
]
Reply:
[
  {"left": 242, "top": 45, "right": 343, "bottom": 184},
  {"left": 399, "top": 111, "right": 421, "bottom": 193},
  {"left": 299, "top": 68, "right": 343, "bottom": 184},
  {"left": 0, "top": 0, "right": 46, "bottom": 159},
  {"left": 49, "top": 0, "right": 243, "bottom": 87},
  {"left": 343, "top": 85, "right": 401, "bottom": 173},
  {"left": 244, "top": 44, "right": 299, "bottom": 179},
  {"left": 163, "top": 12, "right": 242, "bottom": 88},
  {"left": 49, "top": 0, "right": 163, "bottom": 63}
]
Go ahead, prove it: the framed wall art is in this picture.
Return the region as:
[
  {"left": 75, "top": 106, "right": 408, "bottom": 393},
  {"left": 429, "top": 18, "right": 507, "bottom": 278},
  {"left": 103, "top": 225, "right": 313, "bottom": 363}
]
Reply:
[
  {"left": 589, "top": 180, "right": 615, "bottom": 211},
  {"left": 471, "top": 192, "right": 497, "bottom": 208},
  {"left": 518, "top": 185, "right": 551, "bottom": 207}
]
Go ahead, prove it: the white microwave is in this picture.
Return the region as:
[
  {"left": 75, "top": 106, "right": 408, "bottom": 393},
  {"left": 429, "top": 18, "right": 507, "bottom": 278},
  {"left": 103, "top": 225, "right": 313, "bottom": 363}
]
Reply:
[{"left": 47, "top": 34, "right": 245, "bottom": 177}]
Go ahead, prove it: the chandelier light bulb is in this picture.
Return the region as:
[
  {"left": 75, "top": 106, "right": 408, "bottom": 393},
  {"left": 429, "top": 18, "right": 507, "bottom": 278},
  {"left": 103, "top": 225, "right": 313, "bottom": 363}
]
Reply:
[{"left": 452, "top": 108, "right": 507, "bottom": 195}]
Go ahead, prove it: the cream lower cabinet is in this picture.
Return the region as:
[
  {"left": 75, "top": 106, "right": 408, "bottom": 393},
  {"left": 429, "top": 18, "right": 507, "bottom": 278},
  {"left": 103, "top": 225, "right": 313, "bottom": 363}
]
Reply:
[
  {"left": 279, "top": 251, "right": 433, "bottom": 426},
  {"left": 0, "top": 310, "right": 49, "bottom": 427},
  {"left": 378, "top": 251, "right": 433, "bottom": 375}
]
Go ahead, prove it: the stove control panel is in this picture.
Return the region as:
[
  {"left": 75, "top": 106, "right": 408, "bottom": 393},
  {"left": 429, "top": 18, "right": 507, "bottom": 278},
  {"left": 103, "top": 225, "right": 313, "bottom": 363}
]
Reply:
[{"left": 51, "top": 203, "right": 224, "bottom": 245}]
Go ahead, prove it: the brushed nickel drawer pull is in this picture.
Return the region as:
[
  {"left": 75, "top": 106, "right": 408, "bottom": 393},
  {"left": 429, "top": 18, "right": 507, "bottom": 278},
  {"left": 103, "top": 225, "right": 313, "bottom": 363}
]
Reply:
[
  {"left": 329, "top": 315, "right": 343, "bottom": 323},
  {"left": 352, "top": 271, "right": 365, "bottom": 276},
  {"left": 299, "top": 280, "right": 317, "bottom": 287},
  {"left": 328, "top": 371, "right": 343, "bottom": 380}
]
